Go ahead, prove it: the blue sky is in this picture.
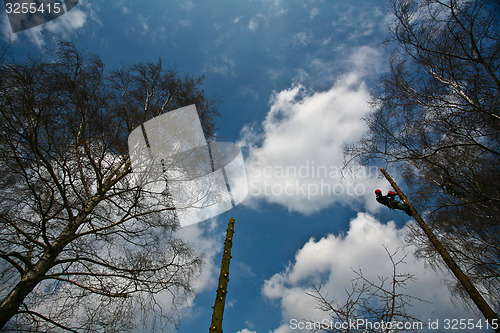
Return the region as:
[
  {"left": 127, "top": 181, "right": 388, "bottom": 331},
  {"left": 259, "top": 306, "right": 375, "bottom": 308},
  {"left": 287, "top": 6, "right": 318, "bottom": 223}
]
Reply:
[{"left": 1, "top": 1, "right": 487, "bottom": 332}]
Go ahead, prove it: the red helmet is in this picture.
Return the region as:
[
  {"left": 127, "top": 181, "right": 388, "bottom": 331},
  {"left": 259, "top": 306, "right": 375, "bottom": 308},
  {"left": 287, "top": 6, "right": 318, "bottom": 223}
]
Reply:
[{"left": 375, "top": 189, "right": 382, "bottom": 196}]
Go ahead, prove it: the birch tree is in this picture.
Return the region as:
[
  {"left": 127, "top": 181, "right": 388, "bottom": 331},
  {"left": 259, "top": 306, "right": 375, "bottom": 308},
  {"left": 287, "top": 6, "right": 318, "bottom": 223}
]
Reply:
[
  {"left": 0, "top": 41, "right": 219, "bottom": 331},
  {"left": 347, "top": 0, "right": 499, "bottom": 310}
]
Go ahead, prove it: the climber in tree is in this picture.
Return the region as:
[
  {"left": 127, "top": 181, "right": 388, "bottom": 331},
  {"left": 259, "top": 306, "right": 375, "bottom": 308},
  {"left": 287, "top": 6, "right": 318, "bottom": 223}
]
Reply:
[{"left": 375, "top": 189, "right": 412, "bottom": 216}]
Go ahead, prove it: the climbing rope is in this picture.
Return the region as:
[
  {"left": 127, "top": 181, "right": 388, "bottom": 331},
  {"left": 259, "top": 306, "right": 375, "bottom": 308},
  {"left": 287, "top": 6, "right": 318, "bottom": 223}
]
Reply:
[{"left": 393, "top": 209, "right": 411, "bottom": 225}]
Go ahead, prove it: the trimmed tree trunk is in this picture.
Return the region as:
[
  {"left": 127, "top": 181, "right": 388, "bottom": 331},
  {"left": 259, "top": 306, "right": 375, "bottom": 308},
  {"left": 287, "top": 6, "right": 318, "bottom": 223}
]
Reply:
[
  {"left": 209, "top": 217, "right": 236, "bottom": 333},
  {"left": 381, "top": 168, "right": 499, "bottom": 331}
]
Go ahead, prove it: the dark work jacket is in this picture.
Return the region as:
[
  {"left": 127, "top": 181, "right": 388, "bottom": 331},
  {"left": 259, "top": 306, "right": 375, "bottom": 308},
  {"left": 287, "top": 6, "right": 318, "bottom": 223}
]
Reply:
[{"left": 376, "top": 195, "right": 391, "bottom": 207}]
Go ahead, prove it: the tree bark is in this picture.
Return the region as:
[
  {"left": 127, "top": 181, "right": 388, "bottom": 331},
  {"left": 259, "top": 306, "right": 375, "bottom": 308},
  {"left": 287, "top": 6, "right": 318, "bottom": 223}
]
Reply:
[
  {"left": 209, "top": 217, "right": 235, "bottom": 333},
  {"left": 0, "top": 250, "right": 57, "bottom": 328},
  {"left": 0, "top": 190, "right": 102, "bottom": 329}
]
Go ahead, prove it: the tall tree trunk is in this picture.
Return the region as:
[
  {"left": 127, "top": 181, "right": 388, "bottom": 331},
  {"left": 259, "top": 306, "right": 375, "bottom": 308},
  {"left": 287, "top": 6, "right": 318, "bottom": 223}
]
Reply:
[
  {"left": 381, "top": 168, "right": 499, "bottom": 332},
  {"left": 0, "top": 250, "right": 57, "bottom": 329},
  {"left": 0, "top": 216, "right": 80, "bottom": 329},
  {"left": 209, "top": 217, "right": 236, "bottom": 333}
]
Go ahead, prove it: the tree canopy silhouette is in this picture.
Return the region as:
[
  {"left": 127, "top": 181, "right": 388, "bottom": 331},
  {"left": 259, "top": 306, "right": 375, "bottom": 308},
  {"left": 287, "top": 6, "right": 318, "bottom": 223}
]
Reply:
[
  {"left": 347, "top": 0, "right": 499, "bottom": 309},
  {"left": 0, "top": 41, "right": 220, "bottom": 331}
]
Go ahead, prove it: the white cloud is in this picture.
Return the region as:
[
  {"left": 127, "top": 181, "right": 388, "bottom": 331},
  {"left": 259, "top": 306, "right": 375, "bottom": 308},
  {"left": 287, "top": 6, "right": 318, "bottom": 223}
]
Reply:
[
  {"left": 46, "top": 7, "right": 87, "bottom": 36},
  {"left": 248, "top": 18, "right": 258, "bottom": 31},
  {"left": 292, "top": 31, "right": 313, "bottom": 46},
  {"left": 239, "top": 67, "right": 386, "bottom": 214},
  {"left": 248, "top": 14, "right": 264, "bottom": 31},
  {"left": 292, "top": 45, "right": 383, "bottom": 87},
  {"left": 263, "top": 213, "right": 482, "bottom": 333},
  {"left": 24, "top": 26, "right": 45, "bottom": 49},
  {"left": 114, "top": 0, "right": 129, "bottom": 14},
  {"left": 203, "top": 54, "right": 236, "bottom": 76},
  {"left": 181, "top": 1, "right": 195, "bottom": 12},
  {"left": 177, "top": 218, "right": 220, "bottom": 292},
  {"left": 239, "top": 87, "right": 260, "bottom": 100},
  {"left": 269, "top": 0, "right": 288, "bottom": 16},
  {"left": 237, "top": 329, "right": 257, "bottom": 333},
  {"left": 244, "top": 320, "right": 256, "bottom": 329},
  {"left": 349, "top": 45, "right": 384, "bottom": 76},
  {"left": 330, "top": 5, "right": 387, "bottom": 42},
  {"left": 237, "top": 46, "right": 390, "bottom": 214},
  {"left": 247, "top": 0, "right": 287, "bottom": 32},
  {"left": 137, "top": 14, "right": 150, "bottom": 33},
  {"left": 310, "top": 8, "right": 320, "bottom": 19}
]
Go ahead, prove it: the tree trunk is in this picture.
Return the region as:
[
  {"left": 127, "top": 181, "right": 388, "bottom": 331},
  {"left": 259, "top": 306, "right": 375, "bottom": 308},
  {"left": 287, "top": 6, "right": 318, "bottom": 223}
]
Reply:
[
  {"left": 0, "top": 250, "right": 57, "bottom": 329},
  {"left": 0, "top": 217, "right": 79, "bottom": 329},
  {"left": 209, "top": 217, "right": 236, "bottom": 333},
  {"left": 381, "top": 168, "right": 499, "bottom": 332}
]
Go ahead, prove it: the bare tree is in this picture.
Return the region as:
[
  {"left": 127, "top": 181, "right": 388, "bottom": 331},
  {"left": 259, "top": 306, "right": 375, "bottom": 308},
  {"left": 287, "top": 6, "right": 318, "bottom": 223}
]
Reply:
[
  {"left": 0, "top": 41, "right": 219, "bottom": 331},
  {"left": 346, "top": 0, "right": 499, "bottom": 310},
  {"left": 307, "top": 247, "right": 425, "bottom": 333}
]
